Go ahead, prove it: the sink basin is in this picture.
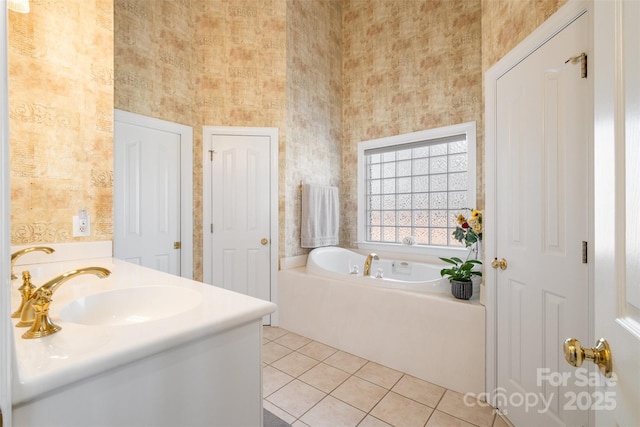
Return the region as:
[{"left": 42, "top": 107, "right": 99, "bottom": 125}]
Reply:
[{"left": 58, "top": 286, "right": 201, "bottom": 326}]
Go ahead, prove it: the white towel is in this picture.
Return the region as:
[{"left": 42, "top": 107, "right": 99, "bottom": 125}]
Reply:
[{"left": 301, "top": 184, "right": 339, "bottom": 248}]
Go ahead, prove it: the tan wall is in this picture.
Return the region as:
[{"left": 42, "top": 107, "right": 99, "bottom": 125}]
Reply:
[
  {"left": 341, "top": 0, "right": 482, "bottom": 247},
  {"left": 8, "top": 0, "right": 567, "bottom": 273},
  {"left": 8, "top": 0, "right": 114, "bottom": 244},
  {"left": 285, "top": 0, "right": 342, "bottom": 257},
  {"left": 114, "top": 0, "right": 287, "bottom": 279},
  {"left": 481, "top": 0, "right": 568, "bottom": 73}
]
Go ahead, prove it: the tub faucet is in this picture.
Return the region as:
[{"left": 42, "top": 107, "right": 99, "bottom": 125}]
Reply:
[
  {"left": 363, "top": 253, "right": 379, "bottom": 277},
  {"left": 10, "top": 246, "right": 55, "bottom": 279},
  {"left": 17, "top": 267, "right": 111, "bottom": 339}
]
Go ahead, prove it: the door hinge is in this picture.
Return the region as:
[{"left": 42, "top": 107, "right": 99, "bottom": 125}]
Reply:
[
  {"left": 582, "top": 241, "right": 588, "bottom": 264},
  {"left": 209, "top": 150, "right": 215, "bottom": 161},
  {"left": 210, "top": 223, "right": 214, "bottom": 233},
  {"left": 174, "top": 241, "right": 181, "bottom": 250},
  {"left": 565, "top": 52, "right": 587, "bottom": 78}
]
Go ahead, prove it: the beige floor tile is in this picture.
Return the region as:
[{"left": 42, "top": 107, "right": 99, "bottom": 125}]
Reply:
[
  {"left": 357, "top": 415, "right": 393, "bottom": 427},
  {"left": 370, "top": 391, "right": 434, "bottom": 427},
  {"left": 324, "top": 350, "right": 368, "bottom": 374},
  {"left": 492, "top": 413, "right": 513, "bottom": 427},
  {"left": 263, "top": 326, "right": 289, "bottom": 341},
  {"left": 272, "top": 351, "right": 320, "bottom": 377},
  {"left": 275, "top": 332, "right": 313, "bottom": 350},
  {"left": 263, "top": 399, "right": 297, "bottom": 425},
  {"left": 331, "top": 375, "right": 388, "bottom": 413},
  {"left": 436, "top": 390, "right": 495, "bottom": 427},
  {"left": 263, "top": 365, "right": 295, "bottom": 397},
  {"left": 355, "top": 361, "right": 403, "bottom": 389},
  {"left": 299, "top": 362, "right": 350, "bottom": 393},
  {"left": 266, "top": 379, "right": 327, "bottom": 418},
  {"left": 298, "top": 340, "right": 338, "bottom": 361},
  {"left": 426, "top": 410, "right": 476, "bottom": 427},
  {"left": 300, "top": 395, "right": 366, "bottom": 427},
  {"left": 263, "top": 341, "right": 294, "bottom": 364},
  {"left": 292, "top": 421, "right": 311, "bottom": 427},
  {"left": 392, "top": 375, "right": 446, "bottom": 408}
]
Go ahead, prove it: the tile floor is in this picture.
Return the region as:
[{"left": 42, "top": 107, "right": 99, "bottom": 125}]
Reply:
[{"left": 263, "top": 327, "right": 510, "bottom": 427}]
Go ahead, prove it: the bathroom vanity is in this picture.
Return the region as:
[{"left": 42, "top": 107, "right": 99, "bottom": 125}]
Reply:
[{"left": 9, "top": 242, "right": 276, "bottom": 426}]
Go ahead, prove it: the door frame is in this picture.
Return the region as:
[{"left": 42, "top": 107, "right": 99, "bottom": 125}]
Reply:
[
  {"left": 484, "top": 0, "right": 594, "bottom": 416},
  {"left": 1, "top": 1, "right": 12, "bottom": 423},
  {"left": 202, "top": 126, "right": 279, "bottom": 323},
  {"left": 114, "top": 109, "right": 194, "bottom": 279}
]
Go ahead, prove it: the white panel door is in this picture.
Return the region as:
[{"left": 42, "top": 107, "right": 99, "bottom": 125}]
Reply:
[
  {"left": 591, "top": 1, "right": 640, "bottom": 425},
  {"left": 495, "top": 12, "right": 589, "bottom": 426},
  {"left": 208, "top": 134, "right": 271, "bottom": 304},
  {"left": 114, "top": 122, "right": 180, "bottom": 275}
]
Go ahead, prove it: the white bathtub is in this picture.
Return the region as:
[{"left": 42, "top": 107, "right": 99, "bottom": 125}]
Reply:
[
  {"left": 278, "top": 247, "right": 485, "bottom": 395},
  {"left": 306, "top": 246, "right": 480, "bottom": 296}
]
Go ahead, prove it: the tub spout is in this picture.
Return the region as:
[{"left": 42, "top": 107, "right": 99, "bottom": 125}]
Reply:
[
  {"left": 17, "top": 267, "right": 111, "bottom": 338},
  {"left": 10, "top": 246, "right": 55, "bottom": 280},
  {"left": 363, "top": 253, "right": 379, "bottom": 277}
]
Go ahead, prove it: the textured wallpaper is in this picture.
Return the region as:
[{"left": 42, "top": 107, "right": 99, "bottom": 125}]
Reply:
[
  {"left": 115, "top": 0, "right": 287, "bottom": 279},
  {"left": 285, "top": 0, "right": 342, "bottom": 257},
  {"left": 481, "top": 0, "right": 568, "bottom": 74},
  {"left": 8, "top": 0, "right": 114, "bottom": 245},
  {"left": 341, "top": 0, "right": 483, "bottom": 248},
  {"left": 9, "top": 0, "right": 566, "bottom": 273}
]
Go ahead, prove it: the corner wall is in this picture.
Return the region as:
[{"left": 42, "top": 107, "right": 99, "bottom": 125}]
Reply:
[{"left": 285, "top": 0, "right": 342, "bottom": 257}]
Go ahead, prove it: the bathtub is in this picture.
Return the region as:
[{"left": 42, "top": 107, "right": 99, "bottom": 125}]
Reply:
[
  {"left": 278, "top": 247, "right": 485, "bottom": 395},
  {"left": 306, "top": 246, "right": 479, "bottom": 295}
]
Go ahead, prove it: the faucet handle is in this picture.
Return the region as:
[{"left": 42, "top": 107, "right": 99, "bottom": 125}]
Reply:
[
  {"left": 11, "top": 271, "right": 36, "bottom": 318},
  {"left": 22, "top": 288, "right": 61, "bottom": 339}
]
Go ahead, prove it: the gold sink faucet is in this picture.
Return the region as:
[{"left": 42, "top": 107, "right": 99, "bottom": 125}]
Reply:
[
  {"left": 10, "top": 246, "right": 55, "bottom": 279},
  {"left": 363, "top": 253, "right": 379, "bottom": 277},
  {"left": 17, "top": 267, "right": 111, "bottom": 339}
]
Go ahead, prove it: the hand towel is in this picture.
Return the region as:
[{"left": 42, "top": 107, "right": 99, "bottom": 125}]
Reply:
[{"left": 301, "top": 184, "right": 339, "bottom": 248}]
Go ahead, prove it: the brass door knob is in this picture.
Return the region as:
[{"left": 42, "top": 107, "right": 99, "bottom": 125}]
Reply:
[
  {"left": 563, "top": 338, "right": 613, "bottom": 378},
  {"left": 261, "top": 238, "right": 269, "bottom": 246},
  {"left": 491, "top": 258, "right": 508, "bottom": 270}
]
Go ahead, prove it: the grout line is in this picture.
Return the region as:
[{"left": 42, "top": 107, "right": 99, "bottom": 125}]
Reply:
[{"left": 263, "top": 327, "right": 491, "bottom": 427}]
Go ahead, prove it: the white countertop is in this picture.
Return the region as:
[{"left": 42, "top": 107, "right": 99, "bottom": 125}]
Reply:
[{"left": 10, "top": 256, "right": 276, "bottom": 405}]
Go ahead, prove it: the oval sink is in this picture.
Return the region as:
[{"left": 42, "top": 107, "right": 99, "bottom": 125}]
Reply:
[{"left": 58, "top": 286, "right": 201, "bottom": 326}]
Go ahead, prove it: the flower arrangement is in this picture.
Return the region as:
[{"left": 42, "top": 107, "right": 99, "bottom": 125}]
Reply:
[{"left": 453, "top": 208, "right": 482, "bottom": 247}]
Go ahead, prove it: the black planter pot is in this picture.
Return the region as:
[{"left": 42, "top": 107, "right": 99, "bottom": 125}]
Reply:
[{"left": 451, "top": 279, "right": 473, "bottom": 300}]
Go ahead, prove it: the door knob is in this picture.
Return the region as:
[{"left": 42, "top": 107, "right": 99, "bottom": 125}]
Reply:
[
  {"left": 563, "top": 338, "right": 613, "bottom": 378},
  {"left": 260, "top": 238, "right": 269, "bottom": 246},
  {"left": 491, "top": 258, "right": 508, "bottom": 270}
]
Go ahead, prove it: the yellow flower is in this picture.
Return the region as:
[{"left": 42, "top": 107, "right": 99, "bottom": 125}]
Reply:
[
  {"left": 457, "top": 214, "right": 466, "bottom": 225},
  {"left": 472, "top": 223, "right": 482, "bottom": 234},
  {"left": 471, "top": 209, "right": 480, "bottom": 218}
]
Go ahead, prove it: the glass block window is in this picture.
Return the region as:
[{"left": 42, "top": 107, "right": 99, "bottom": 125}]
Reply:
[{"left": 358, "top": 123, "right": 476, "bottom": 248}]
